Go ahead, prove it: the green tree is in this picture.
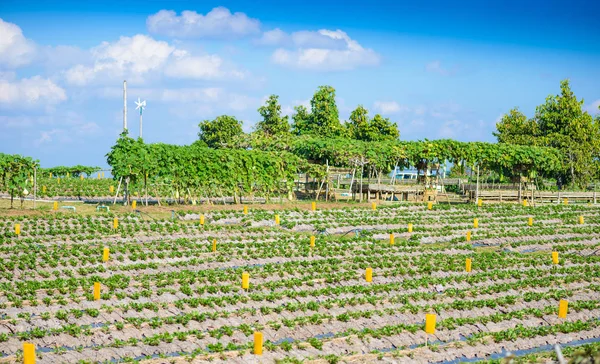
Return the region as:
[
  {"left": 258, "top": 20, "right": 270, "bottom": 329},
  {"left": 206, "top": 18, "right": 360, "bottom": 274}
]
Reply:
[
  {"left": 256, "top": 95, "right": 290, "bottom": 136},
  {"left": 534, "top": 80, "right": 600, "bottom": 187},
  {"left": 198, "top": 115, "right": 243, "bottom": 149},
  {"left": 493, "top": 108, "right": 539, "bottom": 145},
  {"left": 370, "top": 114, "right": 400, "bottom": 141},
  {"left": 310, "top": 85, "right": 342, "bottom": 137},
  {"left": 346, "top": 105, "right": 370, "bottom": 140},
  {"left": 291, "top": 105, "right": 311, "bottom": 136}
]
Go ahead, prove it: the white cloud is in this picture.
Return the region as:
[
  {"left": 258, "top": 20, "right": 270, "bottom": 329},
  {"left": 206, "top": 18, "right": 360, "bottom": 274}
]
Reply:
[
  {"left": 0, "top": 18, "right": 37, "bottom": 68},
  {"left": 270, "top": 29, "right": 379, "bottom": 71},
  {"left": 147, "top": 7, "right": 260, "bottom": 38},
  {"left": 64, "top": 34, "right": 244, "bottom": 85},
  {"left": 373, "top": 101, "right": 409, "bottom": 115},
  {"left": 425, "top": 60, "right": 456, "bottom": 76},
  {"left": 0, "top": 76, "right": 67, "bottom": 108},
  {"left": 585, "top": 99, "right": 600, "bottom": 115},
  {"left": 255, "top": 28, "right": 289, "bottom": 46}
]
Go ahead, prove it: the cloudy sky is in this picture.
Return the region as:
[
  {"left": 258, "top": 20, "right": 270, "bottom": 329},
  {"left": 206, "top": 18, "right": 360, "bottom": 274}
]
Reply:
[{"left": 1, "top": 0, "right": 599, "bottom": 167}]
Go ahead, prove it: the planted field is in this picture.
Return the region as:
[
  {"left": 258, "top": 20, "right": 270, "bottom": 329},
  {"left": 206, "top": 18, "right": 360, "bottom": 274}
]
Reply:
[{"left": 1, "top": 203, "right": 600, "bottom": 363}]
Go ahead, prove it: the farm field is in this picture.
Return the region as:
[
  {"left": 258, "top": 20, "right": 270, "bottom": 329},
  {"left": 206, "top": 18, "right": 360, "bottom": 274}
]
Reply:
[{"left": 0, "top": 202, "right": 600, "bottom": 363}]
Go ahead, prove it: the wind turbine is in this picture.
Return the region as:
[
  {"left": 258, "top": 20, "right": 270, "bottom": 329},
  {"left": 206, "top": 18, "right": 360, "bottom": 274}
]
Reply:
[{"left": 135, "top": 97, "right": 146, "bottom": 138}]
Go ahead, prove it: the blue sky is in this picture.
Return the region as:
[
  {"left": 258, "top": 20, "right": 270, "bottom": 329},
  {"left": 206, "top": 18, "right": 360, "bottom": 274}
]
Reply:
[{"left": 1, "top": 0, "right": 599, "bottom": 167}]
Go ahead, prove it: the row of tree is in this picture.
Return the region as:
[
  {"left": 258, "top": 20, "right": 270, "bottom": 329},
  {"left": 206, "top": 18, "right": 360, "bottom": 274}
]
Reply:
[
  {"left": 0, "top": 153, "right": 38, "bottom": 208},
  {"left": 198, "top": 85, "right": 400, "bottom": 149},
  {"left": 494, "top": 80, "right": 600, "bottom": 187}
]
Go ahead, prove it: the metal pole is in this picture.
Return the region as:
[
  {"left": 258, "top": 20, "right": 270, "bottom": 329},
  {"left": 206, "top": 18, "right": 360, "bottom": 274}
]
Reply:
[
  {"left": 123, "top": 80, "right": 127, "bottom": 130},
  {"left": 140, "top": 111, "right": 143, "bottom": 138},
  {"left": 33, "top": 167, "right": 36, "bottom": 210}
]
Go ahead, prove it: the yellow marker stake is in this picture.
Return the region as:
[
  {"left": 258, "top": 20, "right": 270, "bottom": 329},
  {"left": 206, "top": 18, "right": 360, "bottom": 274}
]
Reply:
[
  {"left": 523, "top": 200, "right": 528, "bottom": 207},
  {"left": 113, "top": 218, "right": 118, "bottom": 230},
  {"left": 408, "top": 223, "right": 413, "bottom": 233},
  {"left": 311, "top": 201, "right": 317, "bottom": 211},
  {"left": 52, "top": 201, "right": 58, "bottom": 211},
  {"left": 212, "top": 239, "right": 217, "bottom": 252},
  {"left": 93, "top": 282, "right": 101, "bottom": 300},
  {"left": 242, "top": 272, "right": 250, "bottom": 290},
  {"left": 528, "top": 217, "right": 533, "bottom": 226},
  {"left": 253, "top": 332, "right": 263, "bottom": 355},
  {"left": 23, "top": 342, "right": 35, "bottom": 364},
  {"left": 102, "top": 247, "right": 109, "bottom": 262},
  {"left": 310, "top": 235, "right": 315, "bottom": 248},
  {"left": 466, "top": 231, "right": 471, "bottom": 242},
  {"left": 132, "top": 200, "right": 137, "bottom": 209},
  {"left": 275, "top": 214, "right": 280, "bottom": 225},
  {"left": 558, "top": 299, "right": 568, "bottom": 318},
  {"left": 42, "top": 185, "right": 46, "bottom": 193},
  {"left": 552, "top": 251, "right": 559, "bottom": 265},
  {"left": 563, "top": 198, "right": 568, "bottom": 205},
  {"left": 365, "top": 267, "right": 373, "bottom": 282},
  {"left": 427, "top": 202, "right": 433, "bottom": 210},
  {"left": 473, "top": 218, "right": 479, "bottom": 229},
  {"left": 579, "top": 216, "right": 584, "bottom": 225},
  {"left": 372, "top": 202, "right": 377, "bottom": 211},
  {"left": 200, "top": 214, "right": 205, "bottom": 226},
  {"left": 477, "top": 199, "right": 482, "bottom": 207},
  {"left": 109, "top": 185, "right": 114, "bottom": 194},
  {"left": 389, "top": 233, "right": 395, "bottom": 245},
  {"left": 15, "top": 224, "right": 20, "bottom": 236},
  {"left": 243, "top": 205, "right": 248, "bottom": 214},
  {"left": 466, "top": 258, "right": 472, "bottom": 273},
  {"left": 57, "top": 177, "right": 60, "bottom": 184},
  {"left": 425, "top": 313, "right": 437, "bottom": 334},
  {"left": 80, "top": 175, "right": 83, "bottom": 181},
  {"left": 49, "top": 172, "right": 52, "bottom": 178}
]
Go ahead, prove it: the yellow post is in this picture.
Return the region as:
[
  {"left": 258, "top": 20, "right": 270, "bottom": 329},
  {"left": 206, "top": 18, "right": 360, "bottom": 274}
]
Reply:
[
  {"left": 477, "top": 199, "right": 482, "bottom": 207},
  {"left": 275, "top": 214, "right": 280, "bottom": 225},
  {"left": 23, "top": 342, "right": 35, "bottom": 364},
  {"left": 310, "top": 235, "right": 315, "bottom": 248},
  {"left": 473, "top": 218, "right": 479, "bottom": 229},
  {"left": 311, "top": 201, "right": 317, "bottom": 211},
  {"left": 365, "top": 267, "right": 373, "bottom": 282},
  {"left": 466, "top": 231, "right": 471, "bottom": 242},
  {"left": 528, "top": 217, "right": 533, "bottom": 226},
  {"left": 53, "top": 201, "right": 58, "bottom": 211},
  {"left": 552, "top": 251, "right": 559, "bottom": 265},
  {"left": 579, "top": 216, "right": 584, "bottom": 225},
  {"left": 212, "top": 239, "right": 217, "bottom": 252},
  {"left": 408, "top": 223, "right": 413, "bottom": 233},
  {"left": 49, "top": 172, "right": 52, "bottom": 178},
  {"left": 242, "top": 272, "right": 250, "bottom": 290},
  {"left": 67, "top": 172, "right": 69, "bottom": 178},
  {"left": 371, "top": 202, "right": 377, "bottom": 211},
  {"left": 523, "top": 200, "right": 528, "bottom": 207},
  {"left": 427, "top": 202, "right": 433, "bottom": 210},
  {"left": 93, "top": 282, "right": 101, "bottom": 300},
  {"left": 42, "top": 185, "right": 46, "bottom": 193},
  {"left": 389, "top": 233, "right": 395, "bottom": 245},
  {"left": 425, "top": 313, "right": 436, "bottom": 334},
  {"left": 200, "top": 214, "right": 205, "bottom": 226},
  {"left": 80, "top": 175, "right": 83, "bottom": 181},
  {"left": 113, "top": 218, "right": 118, "bottom": 230},
  {"left": 558, "top": 299, "right": 568, "bottom": 318},
  {"left": 102, "top": 247, "right": 109, "bottom": 262},
  {"left": 563, "top": 198, "right": 568, "bottom": 205},
  {"left": 132, "top": 200, "right": 137, "bottom": 209},
  {"left": 109, "top": 185, "right": 114, "bottom": 194},
  {"left": 253, "top": 331, "right": 263, "bottom": 355},
  {"left": 57, "top": 177, "right": 60, "bottom": 184},
  {"left": 15, "top": 224, "right": 20, "bottom": 236},
  {"left": 243, "top": 205, "right": 248, "bottom": 214},
  {"left": 466, "top": 258, "right": 472, "bottom": 272}
]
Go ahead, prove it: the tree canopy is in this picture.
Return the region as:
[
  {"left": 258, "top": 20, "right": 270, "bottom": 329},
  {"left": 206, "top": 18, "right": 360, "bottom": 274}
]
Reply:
[
  {"left": 256, "top": 95, "right": 290, "bottom": 136},
  {"left": 198, "top": 115, "right": 243, "bottom": 149}
]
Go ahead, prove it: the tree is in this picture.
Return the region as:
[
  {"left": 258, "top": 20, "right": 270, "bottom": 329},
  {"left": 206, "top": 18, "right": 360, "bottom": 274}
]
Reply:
[
  {"left": 346, "top": 106, "right": 400, "bottom": 142},
  {"left": 493, "top": 108, "right": 539, "bottom": 145},
  {"left": 534, "top": 79, "right": 600, "bottom": 187},
  {"left": 198, "top": 115, "right": 243, "bottom": 149},
  {"left": 256, "top": 95, "right": 290, "bottom": 136},
  {"left": 291, "top": 105, "right": 311, "bottom": 136},
  {"left": 370, "top": 114, "right": 400, "bottom": 141},
  {"left": 310, "top": 85, "right": 342, "bottom": 137}
]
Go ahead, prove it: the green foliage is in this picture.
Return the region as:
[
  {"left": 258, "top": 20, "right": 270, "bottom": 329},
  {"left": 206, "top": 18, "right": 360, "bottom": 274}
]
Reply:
[
  {"left": 495, "top": 80, "right": 600, "bottom": 187},
  {"left": 291, "top": 105, "right": 311, "bottom": 136},
  {"left": 0, "top": 153, "right": 38, "bottom": 208},
  {"left": 198, "top": 115, "right": 244, "bottom": 149},
  {"left": 292, "top": 86, "right": 343, "bottom": 137},
  {"left": 40, "top": 165, "right": 101, "bottom": 177},
  {"left": 256, "top": 95, "right": 290, "bottom": 136}
]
